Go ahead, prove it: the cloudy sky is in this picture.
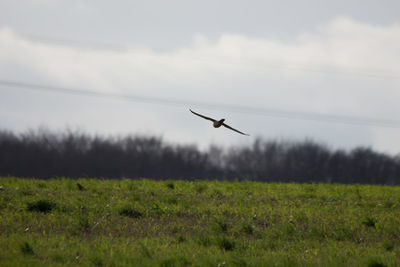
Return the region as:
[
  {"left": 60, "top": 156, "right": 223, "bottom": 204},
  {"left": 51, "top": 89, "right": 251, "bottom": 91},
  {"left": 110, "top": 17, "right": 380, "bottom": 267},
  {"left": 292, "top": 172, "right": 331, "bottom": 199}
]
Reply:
[{"left": 1, "top": 0, "right": 400, "bottom": 154}]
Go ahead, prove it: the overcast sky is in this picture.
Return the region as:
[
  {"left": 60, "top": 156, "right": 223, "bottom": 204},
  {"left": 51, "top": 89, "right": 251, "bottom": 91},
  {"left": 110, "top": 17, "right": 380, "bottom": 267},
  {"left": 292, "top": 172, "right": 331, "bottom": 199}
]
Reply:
[{"left": 1, "top": 0, "right": 400, "bottom": 154}]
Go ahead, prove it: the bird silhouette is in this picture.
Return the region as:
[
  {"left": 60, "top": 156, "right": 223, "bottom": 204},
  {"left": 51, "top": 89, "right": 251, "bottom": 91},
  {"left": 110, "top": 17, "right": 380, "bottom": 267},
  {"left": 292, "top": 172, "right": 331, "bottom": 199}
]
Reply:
[{"left": 190, "top": 109, "right": 250, "bottom": 136}]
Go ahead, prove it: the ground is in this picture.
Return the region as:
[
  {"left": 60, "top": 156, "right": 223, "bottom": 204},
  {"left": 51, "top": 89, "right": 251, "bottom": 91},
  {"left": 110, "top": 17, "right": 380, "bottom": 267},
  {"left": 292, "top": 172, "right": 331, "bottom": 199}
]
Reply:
[{"left": 0, "top": 177, "right": 399, "bottom": 266}]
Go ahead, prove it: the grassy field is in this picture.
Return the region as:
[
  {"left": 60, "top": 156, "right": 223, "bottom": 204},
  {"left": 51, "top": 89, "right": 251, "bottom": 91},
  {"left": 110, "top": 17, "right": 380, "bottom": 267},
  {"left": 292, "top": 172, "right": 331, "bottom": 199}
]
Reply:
[{"left": 0, "top": 177, "right": 399, "bottom": 266}]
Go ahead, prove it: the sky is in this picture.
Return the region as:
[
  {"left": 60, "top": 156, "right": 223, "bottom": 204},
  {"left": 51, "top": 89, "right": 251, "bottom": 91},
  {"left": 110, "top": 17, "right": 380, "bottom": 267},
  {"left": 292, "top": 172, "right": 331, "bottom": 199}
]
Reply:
[{"left": 0, "top": 0, "right": 400, "bottom": 154}]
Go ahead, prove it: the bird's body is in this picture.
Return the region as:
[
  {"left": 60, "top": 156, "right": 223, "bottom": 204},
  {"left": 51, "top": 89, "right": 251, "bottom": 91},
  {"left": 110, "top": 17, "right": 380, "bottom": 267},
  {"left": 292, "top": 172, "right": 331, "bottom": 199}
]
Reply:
[
  {"left": 190, "top": 109, "right": 249, "bottom": 136},
  {"left": 213, "top": 119, "right": 225, "bottom": 128}
]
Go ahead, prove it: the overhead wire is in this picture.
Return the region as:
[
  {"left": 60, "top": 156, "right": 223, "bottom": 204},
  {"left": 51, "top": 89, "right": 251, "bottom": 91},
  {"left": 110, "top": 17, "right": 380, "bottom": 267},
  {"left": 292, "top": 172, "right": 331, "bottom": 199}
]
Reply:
[
  {"left": 16, "top": 32, "right": 400, "bottom": 80},
  {"left": 1, "top": 33, "right": 400, "bottom": 129},
  {"left": 1, "top": 79, "right": 400, "bottom": 129}
]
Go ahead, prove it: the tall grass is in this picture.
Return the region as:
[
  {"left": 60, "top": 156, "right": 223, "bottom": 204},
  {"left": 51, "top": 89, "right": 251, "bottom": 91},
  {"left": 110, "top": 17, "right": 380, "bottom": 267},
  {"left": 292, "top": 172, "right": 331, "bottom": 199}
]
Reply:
[{"left": 0, "top": 177, "right": 399, "bottom": 266}]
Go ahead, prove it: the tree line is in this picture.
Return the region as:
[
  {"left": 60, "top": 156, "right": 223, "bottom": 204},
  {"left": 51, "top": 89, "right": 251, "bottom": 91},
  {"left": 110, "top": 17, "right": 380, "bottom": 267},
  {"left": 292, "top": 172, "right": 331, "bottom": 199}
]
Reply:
[{"left": 0, "top": 129, "right": 399, "bottom": 184}]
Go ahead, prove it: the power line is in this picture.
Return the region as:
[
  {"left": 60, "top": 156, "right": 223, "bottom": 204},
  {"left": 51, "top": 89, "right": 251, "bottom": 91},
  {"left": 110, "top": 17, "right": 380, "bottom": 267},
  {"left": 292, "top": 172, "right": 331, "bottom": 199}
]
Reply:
[
  {"left": 17, "top": 32, "right": 400, "bottom": 80},
  {"left": 21, "top": 33, "right": 126, "bottom": 51},
  {"left": 1, "top": 79, "right": 400, "bottom": 128}
]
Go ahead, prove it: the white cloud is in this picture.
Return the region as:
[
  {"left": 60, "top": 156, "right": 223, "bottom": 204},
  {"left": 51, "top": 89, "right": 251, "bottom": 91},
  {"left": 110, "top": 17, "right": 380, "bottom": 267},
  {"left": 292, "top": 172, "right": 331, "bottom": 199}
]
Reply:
[{"left": 0, "top": 17, "right": 400, "bottom": 154}]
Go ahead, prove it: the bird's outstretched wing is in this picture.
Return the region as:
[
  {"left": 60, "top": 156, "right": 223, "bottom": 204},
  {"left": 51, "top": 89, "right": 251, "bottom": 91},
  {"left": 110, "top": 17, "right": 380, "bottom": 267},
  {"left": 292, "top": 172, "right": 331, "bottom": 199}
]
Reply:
[
  {"left": 189, "top": 109, "right": 216, "bottom": 122},
  {"left": 222, "top": 123, "right": 250, "bottom": 136}
]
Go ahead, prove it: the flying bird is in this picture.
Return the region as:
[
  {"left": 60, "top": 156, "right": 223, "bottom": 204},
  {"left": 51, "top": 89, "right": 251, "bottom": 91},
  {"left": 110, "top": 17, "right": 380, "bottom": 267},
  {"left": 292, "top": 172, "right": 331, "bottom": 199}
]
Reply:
[{"left": 190, "top": 109, "right": 250, "bottom": 136}]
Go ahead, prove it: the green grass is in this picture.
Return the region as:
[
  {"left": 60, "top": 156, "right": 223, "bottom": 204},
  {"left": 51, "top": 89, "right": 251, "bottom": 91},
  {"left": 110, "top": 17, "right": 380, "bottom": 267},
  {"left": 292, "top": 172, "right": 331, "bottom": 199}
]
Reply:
[{"left": 0, "top": 177, "right": 399, "bottom": 266}]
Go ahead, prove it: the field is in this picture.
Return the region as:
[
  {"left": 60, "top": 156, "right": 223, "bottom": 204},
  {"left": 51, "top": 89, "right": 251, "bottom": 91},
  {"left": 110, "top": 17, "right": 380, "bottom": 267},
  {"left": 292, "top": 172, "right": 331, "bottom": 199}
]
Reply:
[{"left": 0, "top": 177, "right": 399, "bottom": 266}]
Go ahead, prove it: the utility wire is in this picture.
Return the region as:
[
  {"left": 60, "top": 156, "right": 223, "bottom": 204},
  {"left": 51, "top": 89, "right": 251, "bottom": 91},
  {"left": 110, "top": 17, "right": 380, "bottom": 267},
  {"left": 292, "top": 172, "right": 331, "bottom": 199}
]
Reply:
[
  {"left": 1, "top": 79, "right": 400, "bottom": 128},
  {"left": 21, "top": 33, "right": 126, "bottom": 51},
  {"left": 17, "top": 33, "right": 400, "bottom": 80}
]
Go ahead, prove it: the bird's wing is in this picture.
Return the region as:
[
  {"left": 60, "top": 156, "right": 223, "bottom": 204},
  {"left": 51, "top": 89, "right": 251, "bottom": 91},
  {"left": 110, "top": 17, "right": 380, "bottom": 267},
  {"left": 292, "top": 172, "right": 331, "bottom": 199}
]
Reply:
[
  {"left": 222, "top": 123, "right": 250, "bottom": 136},
  {"left": 190, "top": 109, "right": 216, "bottom": 122}
]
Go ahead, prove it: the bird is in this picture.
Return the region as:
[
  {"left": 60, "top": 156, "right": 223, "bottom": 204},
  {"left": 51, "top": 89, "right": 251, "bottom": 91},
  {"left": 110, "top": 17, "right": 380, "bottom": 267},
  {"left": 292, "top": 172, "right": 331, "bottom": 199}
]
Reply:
[{"left": 189, "top": 109, "right": 250, "bottom": 136}]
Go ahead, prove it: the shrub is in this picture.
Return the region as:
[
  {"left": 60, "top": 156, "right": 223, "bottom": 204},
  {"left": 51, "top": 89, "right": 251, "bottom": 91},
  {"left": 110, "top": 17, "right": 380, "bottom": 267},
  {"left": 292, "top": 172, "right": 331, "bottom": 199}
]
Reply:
[
  {"left": 20, "top": 242, "right": 34, "bottom": 255},
  {"left": 362, "top": 217, "right": 376, "bottom": 228},
  {"left": 78, "top": 216, "right": 90, "bottom": 230},
  {"left": 217, "top": 237, "right": 235, "bottom": 251},
  {"left": 119, "top": 207, "right": 143, "bottom": 218},
  {"left": 367, "top": 259, "right": 387, "bottom": 267},
  {"left": 27, "top": 199, "right": 56, "bottom": 213},
  {"left": 177, "top": 235, "right": 186, "bottom": 243},
  {"left": 166, "top": 182, "right": 175, "bottom": 190},
  {"left": 76, "top": 183, "right": 85, "bottom": 191}
]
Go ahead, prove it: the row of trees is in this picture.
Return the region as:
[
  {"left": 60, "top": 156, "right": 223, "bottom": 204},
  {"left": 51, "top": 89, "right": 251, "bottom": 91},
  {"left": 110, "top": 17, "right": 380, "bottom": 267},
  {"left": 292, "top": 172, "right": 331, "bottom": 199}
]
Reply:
[{"left": 0, "top": 129, "right": 399, "bottom": 184}]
